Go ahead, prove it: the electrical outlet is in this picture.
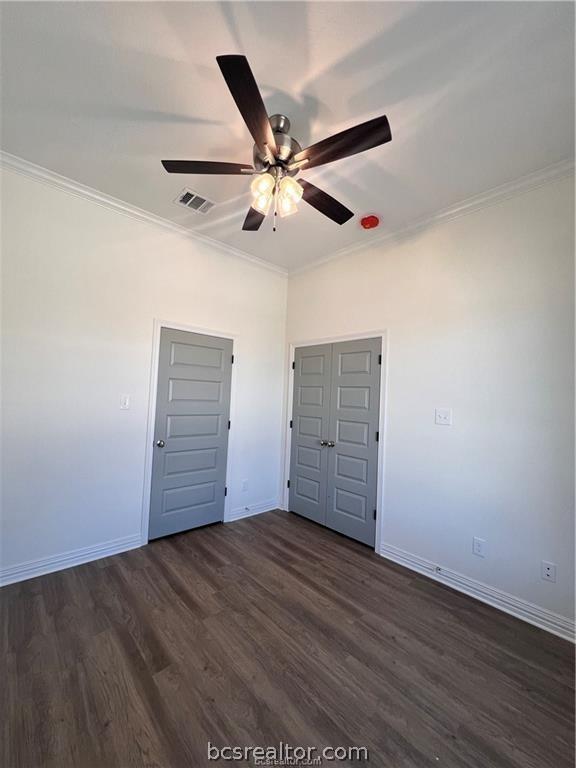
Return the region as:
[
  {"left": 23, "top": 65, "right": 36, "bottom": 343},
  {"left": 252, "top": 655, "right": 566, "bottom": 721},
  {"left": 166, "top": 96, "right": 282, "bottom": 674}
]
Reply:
[
  {"left": 541, "top": 561, "right": 557, "bottom": 582},
  {"left": 435, "top": 407, "right": 453, "bottom": 426},
  {"left": 241, "top": 479, "right": 248, "bottom": 492},
  {"left": 472, "top": 537, "right": 487, "bottom": 558}
]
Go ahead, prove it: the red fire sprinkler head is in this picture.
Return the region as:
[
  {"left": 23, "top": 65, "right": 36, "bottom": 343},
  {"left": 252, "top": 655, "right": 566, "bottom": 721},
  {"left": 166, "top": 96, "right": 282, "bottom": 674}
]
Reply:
[{"left": 360, "top": 214, "right": 380, "bottom": 230}]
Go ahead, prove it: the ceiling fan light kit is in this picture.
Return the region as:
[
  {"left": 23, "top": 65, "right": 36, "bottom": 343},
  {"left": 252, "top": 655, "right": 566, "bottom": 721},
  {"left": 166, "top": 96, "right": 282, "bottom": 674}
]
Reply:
[
  {"left": 161, "top": 54, "right": 392, "bottom": 233},
  {"left": 249, "top": 167, "right": 304, "bottom": 221}
]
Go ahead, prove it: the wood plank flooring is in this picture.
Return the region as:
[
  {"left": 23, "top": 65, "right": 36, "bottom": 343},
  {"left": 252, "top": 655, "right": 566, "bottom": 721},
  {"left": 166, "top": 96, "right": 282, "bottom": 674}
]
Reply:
[{"left": 1, "top": 510, "right": 574, "bottom": 767}]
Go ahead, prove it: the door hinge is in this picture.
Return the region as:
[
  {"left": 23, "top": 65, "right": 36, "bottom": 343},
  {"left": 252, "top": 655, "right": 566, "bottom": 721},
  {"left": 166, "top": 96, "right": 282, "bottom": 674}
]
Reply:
[
  {"left": 287, "top": 479, "right": 290, "bottom": 489},
  {"left": 373, "top": 509, "right": 377, "bottom": 520},
  {"left": 292, "top": 361, "right": 295, "bottom": 370},
  {"left": 289, "top": 419, "right": 293, "bottom": 429},
  {"left": 224, "top": 486, "right": 228, "bottom": 497},
  {"left": 375, "top": 431, "right": 379, "bottom": 442},
  {"left": 231, "top": 354, "right": 235, "bottom": 364},
  {"left": 378, "top": 353, "right": 382, "bottom": 365},
  {"left": 228, "top": 420, "right": 231, "bottom": 430}
]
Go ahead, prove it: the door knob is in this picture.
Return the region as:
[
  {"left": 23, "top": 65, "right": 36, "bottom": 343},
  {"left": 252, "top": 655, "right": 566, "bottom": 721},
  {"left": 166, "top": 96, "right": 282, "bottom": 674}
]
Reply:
[
  {"left": 327, "top": 441, "right": 335, "bottom": 448},
  {"left": 320, "top": 440, "right": 328, "bottom": 446},
  {"left": 156, "top": 440, "right": 165, "bottom": 448}
]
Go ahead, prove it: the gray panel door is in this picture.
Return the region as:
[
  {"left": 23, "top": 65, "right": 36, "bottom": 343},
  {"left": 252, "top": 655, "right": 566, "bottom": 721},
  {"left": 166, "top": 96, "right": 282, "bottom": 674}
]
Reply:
[
  {"left": 289, "top": 337, "right": 381, "bottom": 546},
  {"left": 326, "top": 338, "right": 381, "bottom": 546},
  {"left": 288, "top": 344, "right": 332, "bottom": 525},
  {"left": 149, "top": 328, "right": 232, "bottom": 540}
]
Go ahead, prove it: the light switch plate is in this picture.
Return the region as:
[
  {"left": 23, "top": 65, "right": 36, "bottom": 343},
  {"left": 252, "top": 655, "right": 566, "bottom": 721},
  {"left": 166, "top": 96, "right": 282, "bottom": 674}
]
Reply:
[
  {"left": 120, "top": 394, "right": 131, "bottom": 410},
  {"left": 435, "top": 407, "right": 453, "bottom": 426}
]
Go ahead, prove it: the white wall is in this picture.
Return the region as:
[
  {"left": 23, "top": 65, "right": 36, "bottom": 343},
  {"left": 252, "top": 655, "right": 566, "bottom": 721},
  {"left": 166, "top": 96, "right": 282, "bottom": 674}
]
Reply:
[
  {"left": 1, "top": 168, "right": 287, "bottom": 574},
  {"left": 2, "top": 164, "right": 574, "bottom": 633},
  {"left": 287, "top": 176, "right": 574, "bottom": 622}
]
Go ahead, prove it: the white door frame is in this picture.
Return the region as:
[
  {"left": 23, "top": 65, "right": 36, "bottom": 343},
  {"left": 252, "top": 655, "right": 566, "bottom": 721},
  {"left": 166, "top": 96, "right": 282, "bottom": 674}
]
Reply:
[
  {"left": 281, "top": 330, "right": 389, "bottom": 553},
  {"left": 140, "top": 318, "right": 239, "bottom": 544}
]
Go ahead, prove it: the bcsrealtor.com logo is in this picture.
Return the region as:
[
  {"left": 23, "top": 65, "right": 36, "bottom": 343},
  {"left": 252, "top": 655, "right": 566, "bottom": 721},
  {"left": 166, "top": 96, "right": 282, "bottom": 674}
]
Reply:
[{"left": 207, "top": 742, "right": 369, "bottom": 765}]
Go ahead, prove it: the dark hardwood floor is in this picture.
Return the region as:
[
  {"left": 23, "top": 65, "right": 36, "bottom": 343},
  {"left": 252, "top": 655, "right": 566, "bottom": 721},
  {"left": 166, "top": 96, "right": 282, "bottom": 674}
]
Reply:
[{"left": 1, "top": 510, "right": 574, "bottom": 767}]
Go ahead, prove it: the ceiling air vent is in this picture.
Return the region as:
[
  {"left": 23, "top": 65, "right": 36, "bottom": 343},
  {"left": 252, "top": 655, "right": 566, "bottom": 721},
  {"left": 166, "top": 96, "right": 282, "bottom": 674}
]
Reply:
[{"left": 174, "top": 188, "right": 215, "bottom": 215}]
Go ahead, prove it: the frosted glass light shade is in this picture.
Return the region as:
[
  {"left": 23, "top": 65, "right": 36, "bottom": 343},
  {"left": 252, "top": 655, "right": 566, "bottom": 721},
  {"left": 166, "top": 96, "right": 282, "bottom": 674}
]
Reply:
[
  {"left": 252, "top": 193, "right": 272, "bottom": 215},
  {"left": 278, "top": 193, "right": 298, "bottom": 218},
  {"left": 250, "top": 173, "right": 275, "bottom": 198},
  {"left": 279, "top": 176, "right": 303, "bottom": 203}
]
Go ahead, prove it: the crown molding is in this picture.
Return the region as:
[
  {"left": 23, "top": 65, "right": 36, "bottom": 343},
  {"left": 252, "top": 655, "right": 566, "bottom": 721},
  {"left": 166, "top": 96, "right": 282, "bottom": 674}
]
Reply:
[
  {"left": 2, "top": 150, "right": 572, "bottom": 277},
  {"left": 0, "top": 151, "right": 288, "bottom": 276},
  {"left": 291, "top": 157, "right": 575, "bottom": 276}
]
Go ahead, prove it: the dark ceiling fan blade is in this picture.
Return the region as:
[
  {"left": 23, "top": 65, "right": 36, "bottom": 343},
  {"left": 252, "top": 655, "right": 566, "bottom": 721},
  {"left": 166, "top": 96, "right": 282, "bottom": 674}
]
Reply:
[
  {"left": 242, "top": 207, "right": 266, "bottom": 231},
  {"left": 161, "top": 160, "right": 253, "bottom": 174},
  {"left": 216, "top": 55, "right": 278, "bottom": 157},
  {"left": 300, "top": 180, "right": 354, "bottom": 225},
  {"left": 293, "top": 115, "right": 391, "bottom": 170}
]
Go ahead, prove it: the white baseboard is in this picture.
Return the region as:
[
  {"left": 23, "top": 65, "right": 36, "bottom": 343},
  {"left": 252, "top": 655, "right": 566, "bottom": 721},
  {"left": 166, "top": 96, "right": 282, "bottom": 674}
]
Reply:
[
  {"left": 0, "top": 533, "right": 142, "bottom": 587},
  {"left": 225, "top": 499, "right": 279, "bottom": 522},
  {"left": 0, "top": 503, "right": 279, "bottom": 586},
  {"left": 379, "top": 543, "right": 575, "bottom": 642},
  {"left": 5, "top": 522, "right": 570, "bottom": 644}
]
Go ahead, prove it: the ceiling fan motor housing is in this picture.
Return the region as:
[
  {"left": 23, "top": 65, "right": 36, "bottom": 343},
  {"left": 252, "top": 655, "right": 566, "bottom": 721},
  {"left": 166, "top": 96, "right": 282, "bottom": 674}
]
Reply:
[{"left": 252, "top": 114, "right": 302, "bottom": 175}]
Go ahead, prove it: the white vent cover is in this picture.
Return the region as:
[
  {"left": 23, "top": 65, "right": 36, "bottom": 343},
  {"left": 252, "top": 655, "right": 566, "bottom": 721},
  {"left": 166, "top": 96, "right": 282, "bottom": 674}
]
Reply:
[{"left": 174, "top": 188, "right": 215, "bottom": 214}]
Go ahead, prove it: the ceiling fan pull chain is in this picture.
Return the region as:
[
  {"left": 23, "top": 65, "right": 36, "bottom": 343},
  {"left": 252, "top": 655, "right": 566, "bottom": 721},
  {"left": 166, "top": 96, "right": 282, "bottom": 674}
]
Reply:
[{"left": 273, "top": 184, "right": 278, "bottom": 233}]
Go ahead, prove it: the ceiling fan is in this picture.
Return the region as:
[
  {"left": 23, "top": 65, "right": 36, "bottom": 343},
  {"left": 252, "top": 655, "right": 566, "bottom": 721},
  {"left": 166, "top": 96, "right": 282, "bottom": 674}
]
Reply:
[{"left": 161, "top": 55, "right": 392, "bottom": 231}]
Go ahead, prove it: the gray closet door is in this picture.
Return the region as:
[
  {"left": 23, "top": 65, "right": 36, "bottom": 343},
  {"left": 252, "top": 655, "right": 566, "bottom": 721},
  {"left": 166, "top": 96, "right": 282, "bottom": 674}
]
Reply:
[
  {"left": 288, "top": 344, "right": 332, "bottom": 525},
  {"left": 149, "top": 328, "right": 232, "bottom": 540},
  {"left": 289, "top": 337, "right": 381, "bottom": 547},
  {"left": 326, "top": 337, "right": 381, "bottom": 546}
]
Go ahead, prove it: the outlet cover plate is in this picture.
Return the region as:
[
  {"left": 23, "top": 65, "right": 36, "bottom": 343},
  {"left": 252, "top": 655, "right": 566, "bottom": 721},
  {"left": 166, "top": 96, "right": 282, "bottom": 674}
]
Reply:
[
  {"left": 435, "top": 407, "right": 453, "bottom": 426},
  {"left": 541, "top": 561, "right": 557, "bottom": 582},
  {"left": 473, "top": 536, "right": 487, "bottom": 558}
]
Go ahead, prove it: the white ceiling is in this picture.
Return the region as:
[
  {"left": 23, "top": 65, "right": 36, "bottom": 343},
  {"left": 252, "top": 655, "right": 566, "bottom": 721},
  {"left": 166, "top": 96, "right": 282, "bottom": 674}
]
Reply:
[{"left": 1, "top": 1, "right": 573, "bottom": 272}]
